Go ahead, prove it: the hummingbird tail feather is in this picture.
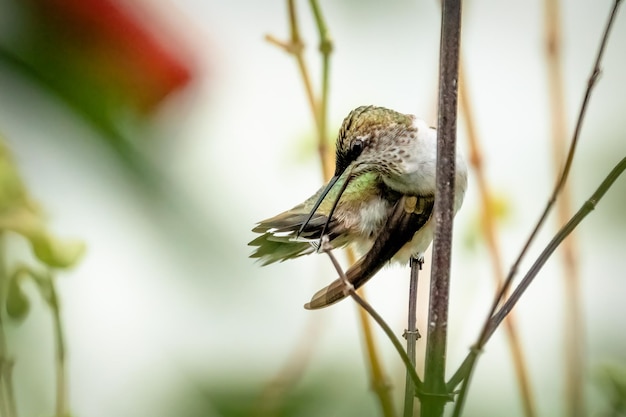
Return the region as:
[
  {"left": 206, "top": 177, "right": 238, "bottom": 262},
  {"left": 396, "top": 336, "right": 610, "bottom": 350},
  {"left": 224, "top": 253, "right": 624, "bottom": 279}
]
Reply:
[
  {"left": 249, "top": 210, "right": 347, "bottom": 265},
  {"left": 304, "top": 252, "right": 375, "bottom": 309},
  {"left": 248, "top": 233, "right": 315, "bottom": 265}
]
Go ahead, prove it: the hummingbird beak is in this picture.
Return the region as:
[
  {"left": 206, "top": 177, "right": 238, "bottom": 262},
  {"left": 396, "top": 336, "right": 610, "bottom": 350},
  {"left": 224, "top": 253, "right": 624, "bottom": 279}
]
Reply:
[
  {"left": 297, "top": 174, "right": 341, "bottom": 237},
  {"left": 297, "top": 166, "right": 354, "bottom": 245}
]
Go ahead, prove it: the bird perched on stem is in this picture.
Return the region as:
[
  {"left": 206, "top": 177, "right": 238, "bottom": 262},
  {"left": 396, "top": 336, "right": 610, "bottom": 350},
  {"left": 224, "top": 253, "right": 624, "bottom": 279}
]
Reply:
[{"left": 249, "top": 105, "right": 467, "bottom": 309}]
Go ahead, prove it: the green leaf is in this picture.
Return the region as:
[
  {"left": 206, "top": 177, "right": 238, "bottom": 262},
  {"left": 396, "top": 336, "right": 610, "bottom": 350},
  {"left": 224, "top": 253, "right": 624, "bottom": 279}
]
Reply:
[
  {"left": 30, "top": 233, "right": 86, "bottom": 269},
  {"left": 0, "top": 208, "right": 86, "bottom": 268},
  {"left": 6, "top": 271, "right": 30, "bottom": 321}
]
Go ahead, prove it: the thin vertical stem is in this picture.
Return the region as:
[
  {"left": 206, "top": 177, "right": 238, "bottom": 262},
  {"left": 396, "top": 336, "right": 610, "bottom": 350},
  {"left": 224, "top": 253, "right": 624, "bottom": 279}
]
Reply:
[
  {"left": 48, "top": 279, "right": 68, "bottom": 417},
  {"left": 421, "top": 0, "right": 462, "bottom": 415},
  {"left": 459, "top": 64, "right": 537, "bottom": 417},
  {"left": 287, "top": 0, "right": 321, "bottom": 135},
  {"left": 0, "top": 234, "right": 18, "bottom": 417},
  {"left": 403, "top": 258, "right": 422, "bottom": 417},
  {"left": 544, "top": 0, "right": 585, "bottom": 414},
  {"left": 309, "top": 0, "right": 334, "bottom": 179}
]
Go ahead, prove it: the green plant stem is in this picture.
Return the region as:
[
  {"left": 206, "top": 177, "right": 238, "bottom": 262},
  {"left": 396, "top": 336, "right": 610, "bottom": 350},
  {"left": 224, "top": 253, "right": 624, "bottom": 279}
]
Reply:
[
  {"left": 421, "top": 0, "right": 462, "bottom": 415},
  {"left": 309, "top": 0, "right": 333, "bottom": 179},
  {"left": 47, "top": 278, "right": 68, "bottom": 417},
  {"left": 0, "top": 234, "right": 18, "bottom": 417},
  {"left": 488, "top": 157, "right": 626, "bottom": 336},
  {"left": 403, "top": 258, "right": 422, "bottom": 417}
]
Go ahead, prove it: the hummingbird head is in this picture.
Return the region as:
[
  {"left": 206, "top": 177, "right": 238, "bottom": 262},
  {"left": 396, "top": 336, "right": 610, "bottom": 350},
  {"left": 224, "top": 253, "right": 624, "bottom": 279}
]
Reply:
[
  {"left": 298, "top": 105, "right": 417, "bottom": 239},
  {"left": 333, "top": 105, "right": 416, "bottom": 177}
]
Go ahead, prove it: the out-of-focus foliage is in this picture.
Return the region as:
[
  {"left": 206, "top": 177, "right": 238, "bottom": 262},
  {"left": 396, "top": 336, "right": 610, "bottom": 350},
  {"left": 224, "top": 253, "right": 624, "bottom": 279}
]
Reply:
[
  {"left": 0, "top": 133, "right": 83, "bottom": 417},
  {"left": 0, "top": 137, "right": 85, "bottom": 269},
  {"left": 596, "top": 363, "right": 626, "bottom": 416},
  {"left": 0, "top": 0, "right": 196, "bottom": 187}
]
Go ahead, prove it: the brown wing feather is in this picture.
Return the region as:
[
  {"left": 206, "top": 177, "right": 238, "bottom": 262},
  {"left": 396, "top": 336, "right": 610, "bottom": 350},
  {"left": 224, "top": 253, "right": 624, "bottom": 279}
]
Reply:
[{"left": 304, "top": 194, "right": 435, "bottom": 309}]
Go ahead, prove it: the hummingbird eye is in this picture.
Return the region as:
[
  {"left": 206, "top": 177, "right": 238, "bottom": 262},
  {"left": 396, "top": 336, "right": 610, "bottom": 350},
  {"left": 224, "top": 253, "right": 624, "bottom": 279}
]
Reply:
[{"left": 349, "top": 139, "right": 364, "bottom": 160}]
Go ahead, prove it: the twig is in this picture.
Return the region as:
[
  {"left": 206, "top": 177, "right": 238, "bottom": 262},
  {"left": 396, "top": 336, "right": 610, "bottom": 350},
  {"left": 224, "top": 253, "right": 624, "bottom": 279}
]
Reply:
[
  {"left": 488, "top": 157, "right": 626, "bottom": 337},
  {"left": 544, "top": 1, "right": 585, "bottom": 415},
  {"left": 421, "top": 0, "right": 462, "bottom": 415},
  {"left": 265, "top": 0, "right": 331, "bottom": 178},
  {"left": 321, "top": 241, "right": 424, "bottom": 393},
  {"left": 403, "top": 258, "right": 422, "bottom": 417}
]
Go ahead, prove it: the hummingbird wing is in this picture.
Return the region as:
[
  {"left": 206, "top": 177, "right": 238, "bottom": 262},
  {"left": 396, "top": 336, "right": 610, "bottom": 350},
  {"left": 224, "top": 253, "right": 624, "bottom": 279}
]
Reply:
[{"left": 304, "top": 194, "right": 435, "bottom": 309}]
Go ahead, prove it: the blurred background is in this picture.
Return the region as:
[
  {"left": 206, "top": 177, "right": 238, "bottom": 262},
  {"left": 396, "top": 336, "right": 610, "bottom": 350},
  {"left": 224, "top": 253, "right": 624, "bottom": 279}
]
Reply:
[{"left": 0, "top": 0, "right": 625, "bottom": 416}]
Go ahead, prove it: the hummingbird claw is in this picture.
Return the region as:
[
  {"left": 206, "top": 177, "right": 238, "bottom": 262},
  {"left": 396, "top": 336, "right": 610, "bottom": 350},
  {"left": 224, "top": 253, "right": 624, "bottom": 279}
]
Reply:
[{"left": 410, "top": 255, "right": 425, "bottom": 269}]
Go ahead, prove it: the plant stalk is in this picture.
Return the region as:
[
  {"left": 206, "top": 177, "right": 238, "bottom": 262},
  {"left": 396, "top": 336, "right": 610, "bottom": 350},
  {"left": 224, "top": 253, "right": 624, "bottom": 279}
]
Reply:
[{"left": 421, "top": 0, "right": 462, "bottom": 415}]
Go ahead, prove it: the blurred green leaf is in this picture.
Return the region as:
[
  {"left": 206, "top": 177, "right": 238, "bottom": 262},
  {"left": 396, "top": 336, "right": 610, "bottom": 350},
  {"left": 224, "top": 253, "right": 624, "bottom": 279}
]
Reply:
[
  {"left": 596, "top": 362, "right": 626, "bottom": 415},
  {"left": 463, "top": 192, "right": 512, "bottom": 251},
  {"left": 30, "top": 232, "right": 85, "bottom": 269},
  {"left": 6, "top": 269, "right": 30, "bottom": 321},
  {"left": 0, "top": 137, "right": 85, "bottom": 268}
]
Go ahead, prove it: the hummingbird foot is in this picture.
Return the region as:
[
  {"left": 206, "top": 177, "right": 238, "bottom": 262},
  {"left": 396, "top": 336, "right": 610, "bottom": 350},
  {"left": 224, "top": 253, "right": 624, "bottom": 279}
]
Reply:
[
  {"left": 319, "top": 234, "right": 334, "bottom": 252},
  {"left": 410, "top": 255, "right": 425, "bottom": 270}
]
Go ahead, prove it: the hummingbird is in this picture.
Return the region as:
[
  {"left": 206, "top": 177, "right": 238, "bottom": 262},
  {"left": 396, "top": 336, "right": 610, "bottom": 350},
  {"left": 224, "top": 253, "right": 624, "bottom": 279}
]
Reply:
[{"left": 249, "top": 105, "right": 467, "bottom": 309}]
